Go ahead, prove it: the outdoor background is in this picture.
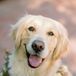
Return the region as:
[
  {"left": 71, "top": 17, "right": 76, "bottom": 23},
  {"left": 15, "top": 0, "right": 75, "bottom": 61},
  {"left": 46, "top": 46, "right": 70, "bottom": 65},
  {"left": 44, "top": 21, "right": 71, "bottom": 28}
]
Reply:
[{"left": 0, "top": 0, "right": 76, "bottom": 76}]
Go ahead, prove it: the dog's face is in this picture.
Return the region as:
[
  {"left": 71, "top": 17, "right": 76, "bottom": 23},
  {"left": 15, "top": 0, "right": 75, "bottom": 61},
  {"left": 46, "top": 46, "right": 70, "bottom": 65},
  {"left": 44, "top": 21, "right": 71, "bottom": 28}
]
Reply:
[{"left": 12, "top": 15, "right": 69, "bottom": 69}]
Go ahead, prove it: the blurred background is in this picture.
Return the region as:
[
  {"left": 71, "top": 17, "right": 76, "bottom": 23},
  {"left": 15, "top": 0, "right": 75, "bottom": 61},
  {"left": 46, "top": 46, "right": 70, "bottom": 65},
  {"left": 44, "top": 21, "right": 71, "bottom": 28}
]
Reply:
[{"left": 0, "top": 0, "right": 76, "bottom": 75}]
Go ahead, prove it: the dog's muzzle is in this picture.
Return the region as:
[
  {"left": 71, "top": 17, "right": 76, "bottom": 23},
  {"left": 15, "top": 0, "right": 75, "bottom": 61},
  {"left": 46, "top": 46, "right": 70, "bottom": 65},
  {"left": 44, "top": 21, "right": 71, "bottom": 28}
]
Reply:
[{"left": 24, "top": 40, "right": 45, "bottom": 68}]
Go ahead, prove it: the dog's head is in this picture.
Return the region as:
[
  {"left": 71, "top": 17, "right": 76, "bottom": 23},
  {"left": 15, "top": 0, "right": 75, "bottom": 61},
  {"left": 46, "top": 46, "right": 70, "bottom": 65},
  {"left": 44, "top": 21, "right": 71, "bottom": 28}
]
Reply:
[{"left": 11, "top": 15, "right": 69, "bottom": 69}]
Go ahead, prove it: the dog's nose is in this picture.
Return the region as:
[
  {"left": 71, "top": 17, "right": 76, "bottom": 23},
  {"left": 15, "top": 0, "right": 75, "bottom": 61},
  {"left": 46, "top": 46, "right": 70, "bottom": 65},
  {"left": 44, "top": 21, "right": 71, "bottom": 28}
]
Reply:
[{"left": 32, "top": 40, "right": 44, "bottom": 52}]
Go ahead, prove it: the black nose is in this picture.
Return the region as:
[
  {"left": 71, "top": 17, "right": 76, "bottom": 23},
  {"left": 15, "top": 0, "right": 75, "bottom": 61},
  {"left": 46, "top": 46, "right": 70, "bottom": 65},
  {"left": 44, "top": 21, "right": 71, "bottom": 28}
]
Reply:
[{"left": 32, "top": 40, "right": 45, "bottom": 53}]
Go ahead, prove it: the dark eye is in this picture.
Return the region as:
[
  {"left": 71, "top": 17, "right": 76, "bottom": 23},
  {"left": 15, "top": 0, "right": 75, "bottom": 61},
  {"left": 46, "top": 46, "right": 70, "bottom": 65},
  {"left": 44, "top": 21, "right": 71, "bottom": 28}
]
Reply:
[
  {"left": 47, "top": 31, "right": 54, "bottom": 36},
  {"left": 28, "top": 26, "right": 35, "bottom": 32}
]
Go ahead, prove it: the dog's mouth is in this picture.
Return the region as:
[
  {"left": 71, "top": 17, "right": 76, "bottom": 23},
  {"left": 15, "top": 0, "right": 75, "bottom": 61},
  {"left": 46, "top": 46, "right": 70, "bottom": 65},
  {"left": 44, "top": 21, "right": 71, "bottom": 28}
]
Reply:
[
  {"left": 24, "top": 44, "right": 44, "bottom": 68},
  {"left": 27, "top": 53, "right": 44, "bottom": 68}
]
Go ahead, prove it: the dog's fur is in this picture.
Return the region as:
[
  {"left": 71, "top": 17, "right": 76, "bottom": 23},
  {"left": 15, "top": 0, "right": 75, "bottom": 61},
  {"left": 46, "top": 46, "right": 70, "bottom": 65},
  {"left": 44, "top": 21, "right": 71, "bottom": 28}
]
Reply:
[{"left": 0, "top": 15, "right": 72, "bottom": 76}]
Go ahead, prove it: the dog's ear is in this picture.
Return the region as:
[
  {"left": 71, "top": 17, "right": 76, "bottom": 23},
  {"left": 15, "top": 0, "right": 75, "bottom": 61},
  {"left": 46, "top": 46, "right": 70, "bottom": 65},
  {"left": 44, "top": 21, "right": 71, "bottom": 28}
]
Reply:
[
  {"left": 52, "top": 25, "right": 69, "bottom": 60},
  {"left": 11, "top": 25, "right": 24, "bottom": 49}
]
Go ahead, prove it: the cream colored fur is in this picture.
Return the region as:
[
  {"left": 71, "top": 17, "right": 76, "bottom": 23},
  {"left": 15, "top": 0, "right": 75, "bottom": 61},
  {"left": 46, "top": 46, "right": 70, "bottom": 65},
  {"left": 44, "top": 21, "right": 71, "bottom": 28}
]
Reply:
[{"left": 1, "top": 15, "right": 72, "bottom": 76}]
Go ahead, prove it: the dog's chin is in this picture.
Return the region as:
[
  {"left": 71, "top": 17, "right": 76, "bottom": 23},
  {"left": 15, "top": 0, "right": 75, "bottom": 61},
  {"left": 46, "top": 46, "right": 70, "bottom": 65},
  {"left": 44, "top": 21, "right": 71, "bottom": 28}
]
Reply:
[{"left": 24, "top": 44, "right": 45, "bottom": 68}]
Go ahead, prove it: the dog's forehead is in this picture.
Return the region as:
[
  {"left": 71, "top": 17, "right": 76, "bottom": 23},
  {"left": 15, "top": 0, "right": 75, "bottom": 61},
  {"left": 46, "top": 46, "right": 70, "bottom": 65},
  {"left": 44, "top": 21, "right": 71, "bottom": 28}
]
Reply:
[
  {"left": 17, "top": 15, "right": 66, "bottom": 34},
  {"left": 23, "top": 15, "right": 62, "bottom": 29}
]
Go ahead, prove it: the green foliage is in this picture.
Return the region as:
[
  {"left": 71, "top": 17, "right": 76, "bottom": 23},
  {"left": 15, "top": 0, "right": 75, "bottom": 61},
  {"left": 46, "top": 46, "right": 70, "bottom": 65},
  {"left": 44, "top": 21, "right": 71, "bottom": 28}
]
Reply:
[{"left": 2, "top": 52, "right": 10, "bottom": 76}]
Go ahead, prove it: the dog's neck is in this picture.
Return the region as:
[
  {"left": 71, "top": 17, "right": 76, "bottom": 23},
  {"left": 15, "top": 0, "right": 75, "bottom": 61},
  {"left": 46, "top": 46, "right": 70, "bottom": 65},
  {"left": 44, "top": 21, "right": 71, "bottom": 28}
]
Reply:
[{"left": 8, "top": 48, "right": 61, "bottom": 76}]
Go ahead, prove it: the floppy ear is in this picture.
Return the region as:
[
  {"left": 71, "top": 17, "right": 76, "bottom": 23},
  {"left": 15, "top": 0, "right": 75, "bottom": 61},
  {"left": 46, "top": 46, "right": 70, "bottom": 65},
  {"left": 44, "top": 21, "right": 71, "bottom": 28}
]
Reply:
[
  {"left": 11, "top": 25, "right": 24, "bottom": 49},
  {"left": 52, "top": 26, "right": 69, "bottom": 60}
]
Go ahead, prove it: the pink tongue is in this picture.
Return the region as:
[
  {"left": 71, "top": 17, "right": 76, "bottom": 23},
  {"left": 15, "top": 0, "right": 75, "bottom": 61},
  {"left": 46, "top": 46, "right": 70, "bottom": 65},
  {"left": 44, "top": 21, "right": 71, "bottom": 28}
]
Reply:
[{"left": 29, "top": 55, "right": 42, "bottom": 68}]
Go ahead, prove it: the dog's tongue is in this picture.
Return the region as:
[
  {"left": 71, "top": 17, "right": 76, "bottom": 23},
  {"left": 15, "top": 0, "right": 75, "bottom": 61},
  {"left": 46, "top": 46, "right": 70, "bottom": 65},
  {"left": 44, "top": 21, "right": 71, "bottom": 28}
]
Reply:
[{"left": 29, "top": 55, "right": 42, "bottom": 68}]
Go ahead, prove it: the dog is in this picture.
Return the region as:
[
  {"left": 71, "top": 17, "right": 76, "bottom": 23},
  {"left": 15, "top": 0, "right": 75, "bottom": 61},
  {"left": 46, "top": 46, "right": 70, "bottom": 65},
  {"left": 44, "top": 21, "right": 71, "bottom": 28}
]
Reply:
[{"left": 0, "top": 15, "right": 72, "bottom": 76}]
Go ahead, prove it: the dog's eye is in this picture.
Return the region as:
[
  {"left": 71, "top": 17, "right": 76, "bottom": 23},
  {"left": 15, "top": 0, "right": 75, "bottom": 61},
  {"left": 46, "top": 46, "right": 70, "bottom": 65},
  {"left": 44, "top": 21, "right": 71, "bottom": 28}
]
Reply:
[
  {"left": 28, "top": 26, "right": 35, "bottom": 32},
  {"left": 47, "top": 31, "right": 54, "bottom": 36}
]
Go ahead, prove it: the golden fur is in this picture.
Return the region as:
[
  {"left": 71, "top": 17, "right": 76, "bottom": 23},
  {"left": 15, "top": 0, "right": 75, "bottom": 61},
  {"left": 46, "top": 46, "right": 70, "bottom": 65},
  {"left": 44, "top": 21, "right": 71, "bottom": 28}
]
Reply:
[{"left": 1, "top": 15, "right": 72, "bottom": 76}]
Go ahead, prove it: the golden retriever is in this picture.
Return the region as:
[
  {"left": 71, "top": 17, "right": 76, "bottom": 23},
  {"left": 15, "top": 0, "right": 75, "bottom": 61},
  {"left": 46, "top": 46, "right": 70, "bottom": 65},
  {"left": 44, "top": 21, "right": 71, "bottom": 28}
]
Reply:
[{"left": 0, "top": 15, "right": 72, "bottom": 76}]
